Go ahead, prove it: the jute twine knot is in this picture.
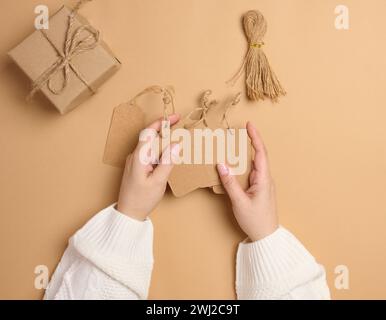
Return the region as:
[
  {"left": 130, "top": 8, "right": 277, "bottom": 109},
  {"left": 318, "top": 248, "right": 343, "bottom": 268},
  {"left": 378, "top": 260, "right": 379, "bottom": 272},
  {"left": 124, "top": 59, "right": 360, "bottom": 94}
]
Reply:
[
  {"left": 185, "top": 90, "right": 218, "bottom": 129},
  {"left": 227, "top": 10, "right": 286, "bottom": 102},
  {"left": 129, "top": 85, "right": 176, "bottom": 130},
  {"left": 27, "top": 0, "right": 99, "bottom": 100}
]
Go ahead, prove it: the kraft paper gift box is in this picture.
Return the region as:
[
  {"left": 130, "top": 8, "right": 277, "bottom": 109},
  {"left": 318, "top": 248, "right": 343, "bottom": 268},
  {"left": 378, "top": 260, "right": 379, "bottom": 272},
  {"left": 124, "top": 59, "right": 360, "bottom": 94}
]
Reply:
[{"left": 8, "top": 6, "right": 121, "bottom": 114}]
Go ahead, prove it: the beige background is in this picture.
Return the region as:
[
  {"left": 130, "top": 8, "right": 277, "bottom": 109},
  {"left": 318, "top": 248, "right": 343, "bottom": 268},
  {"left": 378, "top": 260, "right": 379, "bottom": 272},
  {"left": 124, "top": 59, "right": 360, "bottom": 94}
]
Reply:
[{"left": 0, "top": 0, "right": 385, "bottom": 299}]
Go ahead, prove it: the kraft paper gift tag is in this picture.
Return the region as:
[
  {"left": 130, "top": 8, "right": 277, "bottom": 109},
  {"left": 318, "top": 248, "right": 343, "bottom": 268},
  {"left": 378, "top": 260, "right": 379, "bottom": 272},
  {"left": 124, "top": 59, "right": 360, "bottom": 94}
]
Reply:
[
  {"left": 167, "top": 123, "right": 223, "bottom": 197},
  {"left": 168, "top": 90, "right": 219, "bottom": 197},
  {"left": 168, "top": 91, "right": 252, "bottom": 197},
  {"left": 103, "top": 86, "right": 175, "bottom": 168},
  {"left": 211, "top": 137, "right": 252, "bottom": 195},
  {"left": 210, "top": 93, "right": 252, "bottom": 194},
  {"left": 168, "top": 125, "right": 252, "bottom": 197}
]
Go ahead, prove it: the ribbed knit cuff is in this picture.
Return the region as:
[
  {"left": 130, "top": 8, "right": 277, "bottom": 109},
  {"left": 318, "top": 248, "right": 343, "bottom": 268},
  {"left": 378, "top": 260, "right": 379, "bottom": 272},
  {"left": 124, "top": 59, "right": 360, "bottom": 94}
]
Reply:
[
  {"left": 236, "top": 227, "right": 322, "bottom": 299},
  {"left": 71, "top": 204, "right": 154, "bottom": 299}
]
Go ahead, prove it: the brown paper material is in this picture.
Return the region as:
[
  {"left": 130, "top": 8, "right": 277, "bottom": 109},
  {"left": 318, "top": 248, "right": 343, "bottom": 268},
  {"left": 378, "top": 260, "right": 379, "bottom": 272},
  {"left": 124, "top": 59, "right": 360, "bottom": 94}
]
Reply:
[
  {"left": 168, "top": 103, "right": 252, "bottom": 197},
  {"left": 104, "top": 87, "right": 252, "bottom": 197},
  {"left": 168, "top": 129, "right": 252, "bottom": 197},
  {"left": 103, "top": 86, "right": 175, "bottom": 168},
  {"left": 167, "top": 121, "right": 222, "bottom": 197},
  {"left": 8, "top": 6, "right": 121, "bottom": 114},
  {"left": 103, "top": 102, "right": 145, "bottom": 168}
]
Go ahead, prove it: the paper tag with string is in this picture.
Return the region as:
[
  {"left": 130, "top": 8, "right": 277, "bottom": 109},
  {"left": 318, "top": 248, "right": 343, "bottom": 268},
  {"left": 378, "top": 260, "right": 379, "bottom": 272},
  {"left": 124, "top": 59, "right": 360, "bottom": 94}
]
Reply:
[{"left": 103, "top": 85, "right": 175, "bottom": 168}]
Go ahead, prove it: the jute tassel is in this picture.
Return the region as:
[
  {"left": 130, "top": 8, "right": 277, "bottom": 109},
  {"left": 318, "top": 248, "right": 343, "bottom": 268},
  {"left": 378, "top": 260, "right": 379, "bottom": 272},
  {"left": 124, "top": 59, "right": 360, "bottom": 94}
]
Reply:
[{"left": 227, "top": 10, "right": 286, "bottom": 102}]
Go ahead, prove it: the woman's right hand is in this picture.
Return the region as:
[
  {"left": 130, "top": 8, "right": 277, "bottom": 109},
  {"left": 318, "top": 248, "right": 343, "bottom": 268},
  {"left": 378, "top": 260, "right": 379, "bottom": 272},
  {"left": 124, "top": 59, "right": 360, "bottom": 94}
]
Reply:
[
  {"left": 117, "top": 114, "right": 180, "bottom": 221},
  {"left": 217, "top": 122, "right": 279, "bottom": 242}
]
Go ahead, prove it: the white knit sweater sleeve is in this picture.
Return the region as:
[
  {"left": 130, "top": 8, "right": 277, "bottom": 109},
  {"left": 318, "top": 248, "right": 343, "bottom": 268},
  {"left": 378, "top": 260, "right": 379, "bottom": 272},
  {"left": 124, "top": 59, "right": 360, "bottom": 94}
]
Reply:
[
  {"left": 236, "top": 227, "right": 330, "bottom": 300},
  {"left": 45, "top": 205, "right": 329, "bottom": 300},
  {"left": 44, "top": 204, "right": 153, "bottom": 300}
]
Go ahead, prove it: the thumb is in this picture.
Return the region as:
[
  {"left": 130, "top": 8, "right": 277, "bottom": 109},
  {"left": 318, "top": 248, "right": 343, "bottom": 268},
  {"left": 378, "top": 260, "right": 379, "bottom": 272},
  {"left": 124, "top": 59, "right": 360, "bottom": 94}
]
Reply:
[
  {"left": 152, "top": 144, "right": 180, "bottom": 183},
  {"left": 217, "top": 164, "right": 247, "bottom": 203}
]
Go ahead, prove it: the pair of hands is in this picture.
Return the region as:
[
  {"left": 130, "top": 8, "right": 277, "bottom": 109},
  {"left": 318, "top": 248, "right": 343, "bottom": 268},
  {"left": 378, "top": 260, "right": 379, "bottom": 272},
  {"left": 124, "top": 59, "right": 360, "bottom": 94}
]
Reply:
[{"left": 117, "top": 114, "right": 278, "bottom": 242}]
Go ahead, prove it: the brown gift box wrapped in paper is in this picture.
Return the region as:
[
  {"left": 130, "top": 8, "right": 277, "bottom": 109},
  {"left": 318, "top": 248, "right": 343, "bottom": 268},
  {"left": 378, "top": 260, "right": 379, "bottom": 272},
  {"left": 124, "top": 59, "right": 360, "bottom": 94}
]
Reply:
[{"left": 8, "top": 6, "right": 121, "bottom": 114}]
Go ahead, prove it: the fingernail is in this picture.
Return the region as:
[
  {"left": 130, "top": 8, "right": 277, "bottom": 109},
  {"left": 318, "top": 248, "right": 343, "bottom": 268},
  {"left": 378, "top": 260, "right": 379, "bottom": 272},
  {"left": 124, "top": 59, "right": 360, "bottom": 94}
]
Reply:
[{"left": 217, "top": 163, "right": 229, "bottom": 176}]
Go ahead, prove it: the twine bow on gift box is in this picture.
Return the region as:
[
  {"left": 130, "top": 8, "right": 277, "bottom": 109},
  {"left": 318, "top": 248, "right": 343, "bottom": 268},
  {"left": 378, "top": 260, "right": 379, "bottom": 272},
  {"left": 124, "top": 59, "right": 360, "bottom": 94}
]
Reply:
[{"left": 27, "top": 0, "right": 99, "bottom": 100}]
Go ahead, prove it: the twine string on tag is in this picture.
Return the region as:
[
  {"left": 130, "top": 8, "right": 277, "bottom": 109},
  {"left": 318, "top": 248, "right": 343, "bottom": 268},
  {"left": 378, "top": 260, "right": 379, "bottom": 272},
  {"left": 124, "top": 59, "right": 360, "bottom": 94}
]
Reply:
[
  {"left": 184, "top": 90, "right": 218, "bottom": 129},
  {"left": 72, "top": 0, "right": 92, "bottom": 13},
  {"left": 27, "top": 0, "right": 99, "bottom": 100},
  {"left": 222, "top": 92, "right": 241, "bottom": 131},
  {"left": 161, "top": 88, "right": 175, "bottom": 124},
  {"left": 129, "top": 85, "right": 176, "bottom": 132},
  {"left": 226, "top": 10, "right": 286, "bottom": 102}
]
